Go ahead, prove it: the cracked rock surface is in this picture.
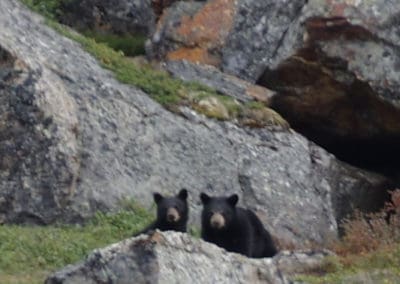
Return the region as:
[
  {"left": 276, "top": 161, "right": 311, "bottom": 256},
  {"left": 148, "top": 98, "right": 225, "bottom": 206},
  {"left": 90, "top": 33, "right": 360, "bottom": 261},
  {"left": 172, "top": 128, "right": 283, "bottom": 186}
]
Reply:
[
  {"left": 0, "top": 0, "right": 391, "bottom": 246},
  {"left": 46, "top": 231, "right": 333, "bottom": 284}
]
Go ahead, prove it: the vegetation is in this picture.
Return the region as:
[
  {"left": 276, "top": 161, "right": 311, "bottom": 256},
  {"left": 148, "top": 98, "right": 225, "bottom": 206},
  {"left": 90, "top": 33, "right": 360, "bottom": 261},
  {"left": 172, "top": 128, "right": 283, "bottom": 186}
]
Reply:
[
  {"left": 298, "top": 189, "right": 400, "bottom": 283},
  {"left": 82, "top": 31, "right": 146, "bottom": 57},
  {"left": 21, "top": 0, "right": 72, "bottom": 20},
  {"left": 0, "top": 200, "right": 153, "bottom": 283},
  {"left": 21, "top": 0, "right": 288, "bottom": 128}
]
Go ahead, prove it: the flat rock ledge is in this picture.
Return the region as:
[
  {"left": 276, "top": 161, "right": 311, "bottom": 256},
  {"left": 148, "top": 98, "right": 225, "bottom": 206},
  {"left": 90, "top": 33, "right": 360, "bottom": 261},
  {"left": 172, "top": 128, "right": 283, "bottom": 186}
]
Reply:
[{"left": 46, "top": 231, "right": 333, "bottom": 284}]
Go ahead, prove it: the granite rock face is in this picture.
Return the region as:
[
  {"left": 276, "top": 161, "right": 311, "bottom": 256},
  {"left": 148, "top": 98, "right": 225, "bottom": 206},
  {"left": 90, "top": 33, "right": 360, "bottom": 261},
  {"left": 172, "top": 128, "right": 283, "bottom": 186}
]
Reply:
[
  {"left": 146, "top": 0, "right": 308, "bottom": 80},
  {"left": 45, "top": 231, "right": 333, "bottom": 284},
  {"left": 149, "top": 1, "right": 400, "bottom": 175},
  {"left": 0, "top": 0, "right": 392, "bottom": 247},
  {"left": 148, "top": 0, "right": 400, "bottom": 103},
  {"left": 297, "top": 0, "right": 400, "bottom": 107},
  {"left": 256, "top": 1, "right": 400, "bottom": 175}
]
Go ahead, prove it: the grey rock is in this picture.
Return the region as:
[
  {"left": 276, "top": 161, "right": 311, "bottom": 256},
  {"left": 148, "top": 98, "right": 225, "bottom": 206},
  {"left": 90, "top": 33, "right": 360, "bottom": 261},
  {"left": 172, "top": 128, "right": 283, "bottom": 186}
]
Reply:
[
  {"left": 60, "top": 0, "right": 156, "bottom": 35},
  {"left": 149, "top": 0, "right": 400, "bottom": 107},
  {"left": 0, "top": 0, "right": 390, "bottom": 247},
  {"left": 45, "top": 231, "right": 333, "bottom": 284},
  {"left": 274, "top": 249, "right": 334, "bottom": 276},
  {"left": 145, "top": 1, "right": 204, "bottom": 60},
  {"left": 146, "top": 0, "right": 307, "bottom": 81},
  {"left": 256, "top": 0, "right": 400, "bottom": 107},
  {"left": 298, "top": 0, "right": 400, "bottom": 107},
  {"left": 221, "top": 0, "right": 307, "bottom": 81},
  {"left": 255, "top": 1, "right": 400, "bottom": 176},
  {"left": 165, "top": 60, "right": 276, "bottom": 103}
]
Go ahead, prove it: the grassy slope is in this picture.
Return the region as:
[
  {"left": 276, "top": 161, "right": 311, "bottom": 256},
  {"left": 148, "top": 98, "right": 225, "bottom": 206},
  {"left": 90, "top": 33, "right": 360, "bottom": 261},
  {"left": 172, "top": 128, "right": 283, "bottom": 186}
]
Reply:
[
  {"left": 21, "top": 0, "right": 289, "bottom": 124},
  {"left": 0, "top": 203, "right": 153, "bottom": 283},
  {"left": 298, "top": 246, "right": 400, "bottom": 283}
]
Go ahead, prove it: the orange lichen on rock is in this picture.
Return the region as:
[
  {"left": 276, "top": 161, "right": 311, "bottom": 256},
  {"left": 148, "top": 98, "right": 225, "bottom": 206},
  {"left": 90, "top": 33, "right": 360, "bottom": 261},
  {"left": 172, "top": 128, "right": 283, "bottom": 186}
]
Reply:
[
  {"left": 166, "top": 0, "right": 235, "bottom": 66},
  {"left": 176, "top": 0, "right": 235, "bottom": 47}
]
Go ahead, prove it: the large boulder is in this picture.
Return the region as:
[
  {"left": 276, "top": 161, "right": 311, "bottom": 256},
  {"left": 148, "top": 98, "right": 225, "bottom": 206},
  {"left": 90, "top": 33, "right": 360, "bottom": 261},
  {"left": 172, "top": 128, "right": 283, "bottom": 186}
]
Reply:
[
  {"left": 256, "top": 0, "right": 400, "bottom": 175},
  {"left": 0, "top": 0, "right": 392, "bottom": 246},
  {"left": 45, "top": 231, "right": 332, "bottom": 284},
  {"left": 148, "top": 1, "right": 400, "bottom": 177},
  {"left": 297, "top": 0, "right": 400, "bottom": 107},
  {"left": 146, "top": 0, "right": 308, "bottom": 81},
  {"left": 148, "top": 0, "right": 400, "bottom": 100}
]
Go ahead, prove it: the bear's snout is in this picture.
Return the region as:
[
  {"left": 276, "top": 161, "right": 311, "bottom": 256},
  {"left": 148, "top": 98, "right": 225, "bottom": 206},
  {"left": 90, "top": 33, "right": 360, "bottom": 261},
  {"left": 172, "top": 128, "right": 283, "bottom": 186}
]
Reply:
[
  {"left": 210, "top": 213, "right": 225, "bottom": 229},
  {"left": 166, "top": 207, "right": 180, "bottom": 222}
]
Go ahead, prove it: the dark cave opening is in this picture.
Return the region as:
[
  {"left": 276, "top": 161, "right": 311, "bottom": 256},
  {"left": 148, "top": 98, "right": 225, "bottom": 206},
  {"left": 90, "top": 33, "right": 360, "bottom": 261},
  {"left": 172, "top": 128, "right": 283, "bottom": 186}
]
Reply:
[
  {"left": 256, "top": 50, "right": 400, "bottom": 186},
  {"left": 291, "top": 122, "right": 400, "bottom": 180},
  {"left": 267, "top": 90, "right": 400, "bottom": 184}
]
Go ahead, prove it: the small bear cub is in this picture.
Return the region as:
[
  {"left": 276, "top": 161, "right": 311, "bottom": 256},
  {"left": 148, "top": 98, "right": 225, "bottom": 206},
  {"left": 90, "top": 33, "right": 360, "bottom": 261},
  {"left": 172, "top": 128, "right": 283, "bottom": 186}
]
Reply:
[
  {"left": 200, "top": 193, "right": 277, "bottom": 258},
  {"left": 134, "top": 188, "right": 189, "bottom": 236}
]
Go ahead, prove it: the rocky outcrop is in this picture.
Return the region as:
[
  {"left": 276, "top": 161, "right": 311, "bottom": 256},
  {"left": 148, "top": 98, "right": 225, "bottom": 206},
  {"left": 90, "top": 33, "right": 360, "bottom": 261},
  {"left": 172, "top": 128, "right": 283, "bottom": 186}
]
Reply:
[
  {"left": 148, "top": 0, "right": 400, "bottom": 178},
  {"left": 0, "top": 0, "right": 392, "bottom": 247},
  {"left": 256, "top": 0, "right": 400, "bottom": 175},
  {"left": 59, "top": 0, "right": 155, "bottom": 35},
  {"left": 45, "top": 231, "right": 333, "bottom": 284},
  {"left": 146, "top": 0, "right": 307, "bottom": 80},
  {"left": 148, "top": 0, "right": 400, "bottom": 102},
  {"left": 298, "top": 0, "right": 400, "bottom": 108},
  {"left": 258, "top": 47, "right": 400, "bottom": 175}
]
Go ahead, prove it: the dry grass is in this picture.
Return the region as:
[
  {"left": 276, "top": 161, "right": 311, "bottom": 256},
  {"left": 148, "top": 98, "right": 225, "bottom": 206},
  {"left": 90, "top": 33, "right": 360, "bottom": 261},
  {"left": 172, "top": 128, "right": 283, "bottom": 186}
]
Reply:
[
  {"left": 297, "top": 189, "right": 400, "bottom": 283},
  {"left": 332, "top": 189, "right": 400, "bottom": 257}
]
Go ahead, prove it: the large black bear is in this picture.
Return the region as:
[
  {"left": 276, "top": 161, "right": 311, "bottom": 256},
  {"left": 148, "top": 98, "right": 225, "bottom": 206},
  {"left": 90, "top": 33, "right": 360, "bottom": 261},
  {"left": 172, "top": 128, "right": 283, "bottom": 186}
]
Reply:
[
  {"left": 134, "top": 189, "right": 189, "bottom": 236},
  {"left": 200, "top": 193, "right": 277, "bottom": 258}
]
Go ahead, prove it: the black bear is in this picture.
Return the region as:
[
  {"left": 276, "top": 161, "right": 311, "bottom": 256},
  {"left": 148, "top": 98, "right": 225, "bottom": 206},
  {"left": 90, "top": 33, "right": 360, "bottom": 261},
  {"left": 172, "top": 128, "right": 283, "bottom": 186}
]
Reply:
[
  {"left": 200, "top": 193, "right": 277, "bottom": 258},
  {"left": 134, "top": 189, "right": 189, "bottom": 236}
]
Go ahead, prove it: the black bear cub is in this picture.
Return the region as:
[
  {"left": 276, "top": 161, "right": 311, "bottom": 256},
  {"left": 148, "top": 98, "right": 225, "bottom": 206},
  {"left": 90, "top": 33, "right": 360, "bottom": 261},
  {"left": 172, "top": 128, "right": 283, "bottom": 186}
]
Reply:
[
  {"left": 134, "top": 189, "right": 189, "bottom": 236},
  {"left": 200, "top": 193, "right": 277, "bottom": 258}
]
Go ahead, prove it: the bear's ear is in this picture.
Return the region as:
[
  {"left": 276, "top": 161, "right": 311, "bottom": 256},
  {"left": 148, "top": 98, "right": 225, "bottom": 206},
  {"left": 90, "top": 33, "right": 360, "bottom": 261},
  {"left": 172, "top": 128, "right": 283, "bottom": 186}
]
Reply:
[
  {"left": 153, "top": 192, "right": 163, "bottom": 204},
  {"left": 177, "top": 188, "right": 188, "bottom": 200},
  {"left": 200, "top": 192, "right": 211, "bottom": 204},
  {"left": 227, "top": 194, "right": 238, "bottom": 207}
]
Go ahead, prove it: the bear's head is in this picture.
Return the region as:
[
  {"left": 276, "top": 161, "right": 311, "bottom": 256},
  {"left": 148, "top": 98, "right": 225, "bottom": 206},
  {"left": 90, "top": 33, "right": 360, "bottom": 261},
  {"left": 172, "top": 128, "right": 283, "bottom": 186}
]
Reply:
[
  {"left": 154, "top": 188, "right": 188, "bottom": 225},
  {"left": 200, "top": 193, "right": 238, "bottom": 230}
]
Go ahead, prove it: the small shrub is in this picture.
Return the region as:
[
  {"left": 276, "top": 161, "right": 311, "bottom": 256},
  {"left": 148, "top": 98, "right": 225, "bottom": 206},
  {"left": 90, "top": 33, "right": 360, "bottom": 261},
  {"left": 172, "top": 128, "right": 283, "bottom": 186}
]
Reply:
[
  {"left": 332, "top": 189, "right": 400, "bottom": 256},
  {"left": 21, "top": 0, "right": 72, "bottom": 19},
  {"left": 82, "top": 31, "right": 146, "bottom": 57}
]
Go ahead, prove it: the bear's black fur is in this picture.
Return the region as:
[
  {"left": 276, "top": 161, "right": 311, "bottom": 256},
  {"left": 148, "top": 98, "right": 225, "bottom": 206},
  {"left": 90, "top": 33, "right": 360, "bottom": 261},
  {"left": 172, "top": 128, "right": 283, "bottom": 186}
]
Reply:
[
  {"left": 134, "top": 189, "right": 189, "bottom": 236},
  {"left": 200, "top": 193, "right": 277, "bottom": 258}
]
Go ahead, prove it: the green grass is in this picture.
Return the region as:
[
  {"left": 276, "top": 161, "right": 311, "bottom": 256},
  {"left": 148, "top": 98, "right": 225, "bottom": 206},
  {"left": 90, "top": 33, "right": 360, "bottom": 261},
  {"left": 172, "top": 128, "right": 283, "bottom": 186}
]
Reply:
[
  {"left": 22, "top": 0, "right": 147, "bottom": 57},
  {"left": 47, "top": 19, "right": 217, "bottom": 110},
  {"left": 21, "top": 0, "right": 72, "bottom": 20},
  {"left": 0, "top": 201, "right": 153, "bottom": 283},
  {"left": 297, "top": 244, "right": 400, "bottom": 283},
  {"left": 21, "top": 0, "right": 288, "bottom": 127},
  {"left": 20, "top": 0, "right": 220, "bottom": 109},
  {"left": 0, "top": 199, "right": 203, "bottom": 283},
  {"left": 82, "top": 31, "right": 146, "bottom": 57},
  {"left": 244, "top": 101, "right": 265, "bottom": 110}
]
